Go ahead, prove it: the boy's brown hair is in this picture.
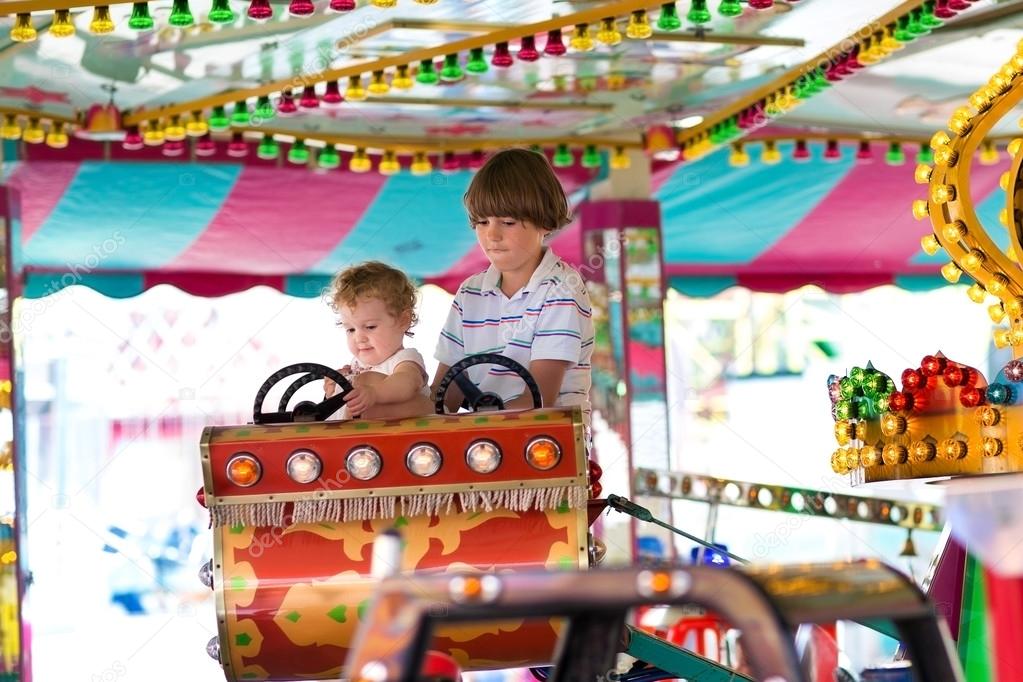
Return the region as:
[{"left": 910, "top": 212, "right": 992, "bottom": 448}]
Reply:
[
  {"left": 328, "top": 261, "right": 419, "bottom": 335},
  {"left": 463, "top": 148, "right": 572, "bottom": 232}
]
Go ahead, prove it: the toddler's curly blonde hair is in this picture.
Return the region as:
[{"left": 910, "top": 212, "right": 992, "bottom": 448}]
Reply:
[{"left": 328, "top": 261, "right": 419, "bottom": 336}]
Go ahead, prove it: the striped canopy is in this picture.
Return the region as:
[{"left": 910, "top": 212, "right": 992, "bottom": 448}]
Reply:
[{"left": 3, "top": 140, "right": 1002, "bottom": 300}]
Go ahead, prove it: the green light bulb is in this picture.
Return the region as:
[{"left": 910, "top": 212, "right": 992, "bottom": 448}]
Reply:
[
  {"left": 552, "top": 144, "right": 574, "bottom": 167},
  {"left": 440, "top": 54, "right": 463, "bottom": 82},
  {"left": 916, "top": 145, "right": 934, "bottom": 164},
  {"left": 466, "top": 47, "right": 488, "bottom": 74},
  {"left": 254, "top": 95, "right": 274, "bottom": 121},
  {"left": 718, "top": 0, "right": 742, "bottom": 17},
  {"left": 231, "top": 100, "right": 250, "bottom": 126},
  {"left": 416, "top": 59, "right": 439, "bottom": 85},
  {"left": 683, "top": 1, "right": 708, "bottom": 26},
  {"left": 317, "top": 145, "right": 340, "bottom": 169},
  {"left": 885, "top": 142, "right": 905, "bottom": 166},
  {"left": 128, "top": 2, "right": 155, "bottom": 30},
  {"left": 208, "top": 0, "right": 235, "bottom": 24},
  {"left": 208, "top": 105, "right": 230, "bottom": 131},
  {"left": 894, "top": 16, "right": 915, "bottom": 42},
  {"left": 907, "top": 8, "right": 929, "bottom": 35},
  {"left": 921, "top": 1, "right": 942, "bottom": 29},
  {"left": 168, "top": 0, "right": 194, "bottom": 27},
  {"left": 288, "top": 139, "right": 309, "bottom": 165},
  {"left": 256, "top": 135, "right": 279, "bottom": 160},
  {"left": 581, "top": 145, "right": 601, "bottom": 168}
]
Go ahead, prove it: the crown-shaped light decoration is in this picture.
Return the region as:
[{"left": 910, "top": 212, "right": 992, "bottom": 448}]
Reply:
[{"left": 828, "top": 41, "right": 1023, "bottom": 484}]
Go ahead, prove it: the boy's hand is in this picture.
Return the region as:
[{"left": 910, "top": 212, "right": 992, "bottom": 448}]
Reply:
[
  {"left": 323, "top": 365, "right": 352, "bottom": 397},
  {"left": 344, "top": 384, "right": 377, "bottom": 417}
]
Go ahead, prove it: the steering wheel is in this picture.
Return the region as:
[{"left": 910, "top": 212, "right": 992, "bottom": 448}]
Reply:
[
  {"left": 252, "top": 363, "right": 354, "bottom": 424},
  {"left": 434, "top": 353, "right": 542, "bottom": 415}
]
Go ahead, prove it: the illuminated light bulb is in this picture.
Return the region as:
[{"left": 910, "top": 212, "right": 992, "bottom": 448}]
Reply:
[
  {"left": 961, "top": 386, "right": 985, "bottom": 408},
  {"left": 994, "top": 328, "right": 1012, "bottom": 349},
  {"left": 940, "top": 262, "right": 962, "bottom": 283},
  {"left": 256, "top": 134, "right": 279, "bottom": 160},
  {"left": 860, "top": 445, "right": 882, "bottom": 468},
  {"left": 823, "top": 139, "right": 842, "bottom": 161},
  {"left": 943, "top": 364, "right": 968, "bottom": 387},
  {"left": 857, "top": 37, "right": 879, "bottom": 65},
  {"left": 844, "top": 448, "right": 861, "bottom": 470},
  {"left": 416, "top": 59, "right": 440, "bottom": 84},
  {"left": 194, "top": 134, "right": 216, "bottom": 157},
  {"left": 831, "top": 449, "right": 848, "bottom": 474},
  {"left": 979, "top": 141, "right": 999, "bottom": 165},
  {"left": 881, "top": 413, "right": 908, "bottom": 436},
  {"left": 142, "top": 119, "right": 164, "bottom": 146},
  {"left": 931, "top": 131, "right": 951, "bottom": 149},
  {"left": 983, "top": 438, "right": 1003, "bottom": 458},
  {"left": 979, "top": 406, "right": 1002, "bottom": 427},
  {"left": 943, "top": 220, "right": 967, "bottom": 242},
  {"left": 1007, "top": 298, "right": 1023, "bottom": 319},
  {"left": 911, "top": 200, "right": 930, "bottom": 220},
  {"left": 345, "top": 75, "right": 367, "bottom": 101},
  {"left": 317, "top": 145, "right": 340, "bottom": 170},
  {"left": 410, "top": 151, "right": 433, "bottom": 176},
  {"left": 571, "top": 24, "right": 594, "bottom": 51},
  {"left": 987, "top": 384, "right": 1012, "bottom": 406},
  {"left": 967, "top": 283, "right": 987, "bottom": 303},
  {"left": 287, "top": 139, "right": 309, "bottom": 165},
  {"left": 626, "top": 10, "right": 653, "bottom": 39},
  {"left": 391, "top": 66, "right": 413, "bottom": 89},
  {"left": 885, "top": 142, "right": 905, "bottom": 165},
  {"left": 792, "top": 139, "right": 811, "bottom": 162},
  {"left": 1009, "top": 138, "right": 1023, "bottom": 156},
  {"left": 466, "top": 47, "right": 488, "bottom": 74},
  {"left": 970, "top": 90, "right": 993, "bottom": 112},
  {"left": 949, "top": 113, "right": 972, "bottom": 136},
  {"left": 990, "top": 304, "right": 1008, "bottom": 323},
  {"left": 914, "top": 163, "right": 933, "bottom": 184},
  {"left": 164, "top": 115, "right": 186, "bottom": 141},
  {"left": 288, "top": 0, "right": 315, "bottom": 16},
  {"left": 988, "top": 274, "right": 1009, "bottom": 295},
  {"left": 856, "top": 140, "right": 874, "bottom": 162},
  {"left": 1012, "top": 328, "right": 1023, "bottom": 347},
  {"left": 230, "top": 100, "right": 250, "bottom": 126},
  {"left": 880, "top": 27, "right": 902, "bottom": 54},
  {"left": 297, "top": 85, "right": 319, "bottom": 108},
  {"left": 911, "top": 441, "right": 936, "bottom": 463},
  {"left": 169, "top": 0, "right": 195, "bottom": 27},
  {"left": 44, "top": 122, "right": 69, "bottom": 149},
  {"left": 517, "top": 35, "right": 540, "bottom": 61},
  {"left": 378, "top": 150, "right": 401, "bottom": 175},
  {"left": 921, "top": 354, "right": 946, "bottom": 377},
  {"left": 760, "top": 141, "right": 782, "bottom": 165},
  {"left": 719, "top": 0, "right": 743, "bottom": 17},
  {"left": 370, "top": 0, "right": 397, "bottom": 6},
  {"left": 368, "top": 71, "right": 390, "bottom": 95},
  {"left": 610, "top": 146, "right": 631, "bottom": 170},
  {"left": 889, "top": 391, "right": 914, "bottom": 412},
  {"left": 748, "top": 0, "right": 774, "bottom": 8},
  {"left": 247, "top": 0, "right": 273, "bottom": 20},
  {"left": 834, "top": 420, "right": 855, "bottom": 445},
  {"left": 208, "top": 0, "right": 235, "bottom": 23},
  {"left": 883, "top": 444, "right": 908, "bottom": 466},
  {"left": 931, "top": 184, "right": 956, "bottom": 204},
  {"left": 122, "top": 126, "right": 144, "bottom": 150},
  {"left": 50, "top": 9, "right": 76, "bottom": 37},
  {"left": 917, "top": 145, "right": 934, "bottom": 164},
  {"left": 902, "top": 368, "right": 924, "bottom": 392},
  {"left": 941, "top": 439, "right": 968, "bottom": 460},
  {"left": 329, "top": 0, "right": 356, "bottom": 10},
  {"left": 581, "top": 144, "right": 602, "bottom": 169},
  {"left": 543, "top": 28, "right": 567, "bottom": 56},
  {"left": 349, "top": 148, "right": 371, "bottom": 173},
  {"left": 440, "top": 151, "right": 460, "bottom": 173},
  {"left": 728, "top": 143, "right": 749, "bottom": 167},
  {"left": 440, "top": 54, "right": 464, "bottom": 81},
  {"left": 10, "top": 12, "right": 37, "bottom": 42},
  {"left": 990, "top": 73, "right": 1011, "bottom": 94},
  {"left": 934, "top": 145, "right": 959, "bottom": 167},
  {"left": 597, "top": 16, "right": 622, "bottom": 45},
  {"left": 552, "top": 143, "right": 574, "bottom": 168},
  {"left": 208, "top": 105, "right": 230, "bottom": 130},
  {"left": 1005, "top": 359, "right": 1023, "bottom": 382},
  {"left": 186, "top": 111, "right": 208, "bottom": 137},
  {"left": 0, "top": 115, "right": 21, "bottom": 141},
  {"left": 226, "top": 132, "right": 249, "bottom": 158},
  {"left": 90, "top": 5, "right": 116, "bottom": 33}
]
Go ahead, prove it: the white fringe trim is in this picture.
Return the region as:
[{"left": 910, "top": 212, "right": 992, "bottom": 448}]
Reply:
[{"left": 211, "top": 486, "right": 587, "bottom": 528}]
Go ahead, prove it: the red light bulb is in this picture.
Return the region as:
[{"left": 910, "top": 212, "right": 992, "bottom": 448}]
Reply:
[
  {"left": 748, "top": 0, "right": 774, "bottom": 8},
  {"left": 823, "top": 140, "right": 841, "bottom": 161},
  {"left": 194, "top": 134, "right": 217, "bottom": 157},
  {"left": 321, "top": 80, "right": 343, "bottom": 107},
  {"left": 162, "top": 140, "right": 186, "bottom": 157},
  {"left": 960, "top": 387, "right": 985, "bottom": 408},
  {"left": 588, "top": 459, "right": 603, "bottom": 482},
  {"left": 329, "top": 0, "right": 355, "bottom": 10},
  {"left": 948, "top": 0, "right": 969, "bottom": 8},
  {"left": 589, "top": 481, "right": 603, "bottom": 499},
  {"left": 247, "top": 0, "right": 272, "bottom": 20},
  {"left": 441, "top": 151, "right": 460, "bottom": 173},
  {"left": 792, "top": 139, "right": 811, "bottom": 161},
  {"left": 196, "top": 487, "right": 207, "bottom": 508},
  {"left": 491, "top": 42, "right": 513, "bottom": 68},
  {"left": 1005, "top": 359, "right": 1023, "bottom": 383},
  {"left": 943, "top": 365, "right": 966, "bottom": 387},
  {"left": 298, "top": 85, "right": 319, "bottom": 108},
  {"left": 122, "top": 126, "right": 144, "bottom": 151},
  {"left": 277, "top": 89, "right": 298, "bottom": 116},
  {"left": 227, "top": 132, "right": 249, "bottom": 158},
  {"left": 288, "top": 0, "right": 314, "bottom": 15},
  {"left": 468, "top": 149, "right": 486, "bottom": 168},
  {"left": 855, "top": 141, "right": 873, "bottom": 162},
  {"left": 921, "top": 354, "right": 947, "bottom": 377},
  {"left": 889, "top": 391, "right": 914, "bottom": 412},
  {"left": 518, "top": 35, "right": 540, "bottom": 62},
  {"left": 543, "top": 28, "right": 566, "bottom": 56},
  {"left": 902, "top": 368, "right": 923, "bottom": 391}
]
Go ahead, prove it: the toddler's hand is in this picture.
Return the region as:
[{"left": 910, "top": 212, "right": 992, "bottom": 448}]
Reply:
[
  {"left": 323, "top": 366, "right": 352, "bottom": 397},
  {"left": 344, "top": 385, "right": 377, "bottom": 417}
]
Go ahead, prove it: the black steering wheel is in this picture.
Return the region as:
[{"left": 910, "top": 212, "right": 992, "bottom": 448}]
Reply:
[
  {"left": 252, "top": 363, "right": 354, "bottom": 424},
  {"left": 434, "top": 353, "right": 542, "bottom": 415}
]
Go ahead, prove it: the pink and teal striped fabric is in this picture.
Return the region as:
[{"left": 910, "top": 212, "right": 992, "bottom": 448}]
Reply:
[{"left": 2, "top": 141, "right": 999, "bottom": 299}]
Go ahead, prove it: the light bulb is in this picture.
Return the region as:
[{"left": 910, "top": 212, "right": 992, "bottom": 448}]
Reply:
[
  {"left": 943, "top": 221, "right": 966, "bottom": 241},
  {"left": 911, "top": 199, "right": 929, "bottom": 220},
  {"left": 626, "top": 10, "right": 652, "bottom": 39},
  {"left": 345, "top": 75, "right": 366, "bottom": 101},
  {"left": 392, "top": 65, "right": 414, "bottom": 89},
  {"left": 570, "top": 24, "right": 594, "bottom": 51},
  {"left": 931, "top": 184, "right": 956, "bottom": 203},
  {"left": 989, "top": 274, "right": 1009, "bottom": 295},
  {"left": 914, "top": 163, "right": 933, "bottom": 184},
  {"left": 368, "top": 71, "right": 390, "bottom": 95},
  {"left": 378, "top": 150, "right": 400, "bottom": 175},
  {"left": 11, "top": 13, "right": 37, "bottom": 42},
  {"left": 610, "top": 146, "right": 631, "bottom": 170},
  {"left": 0, "top": 115, "right": 21, "bottom": 141},
  {"left": 940, "top": 262, "right": 962, "bottom": 283},
  {"left": 89, "top": 5, "right": 116, "bottom": 34},
  {"left": 920, "top": 234, "right": 941, "bottom": 256},
  {"left": 45, "top": 122, "right": 69, "bottom": 149},
  {"left": 967, "top": 284, "right": 987, "bottom": 303},
  {"left": 961, "top": 250, "right": 984, "bottom": 273},
  {"left": 349, "top": 148, "right": 372, "bottom": 173},
  {"left": 50, "top": 9, "right": 76, "bottom": 37},
  {"left": 410, "top": 151, "right": 432, "bottom": 175},
  {"left": 597, "top": 17, "right": 622, "bottom": 45}
]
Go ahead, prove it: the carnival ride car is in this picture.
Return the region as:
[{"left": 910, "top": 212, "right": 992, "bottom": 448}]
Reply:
[{"left": 197, "top": 356, "right": 962, "bottom": 682}]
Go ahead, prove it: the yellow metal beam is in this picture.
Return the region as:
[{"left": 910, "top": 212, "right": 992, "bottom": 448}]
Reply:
[
  {"left": 342, "top": 95, "right": 613, "bottom": 111},
  {"left": 122, "top": 0, "right": 673, "bottom": 125},
  {"left": 230, "top": 125, "right": 643, "bottom": 153},
  {"left": 675, "top": 0, "right": 930, "bottom": 147}
]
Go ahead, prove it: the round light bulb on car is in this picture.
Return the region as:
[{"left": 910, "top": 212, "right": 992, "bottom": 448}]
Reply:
[
  {"left": 525, "top": 437, "right": 561, "bottom": 470},
  {"left": 466, "top": 440, "right": 502, "bottom": 474},
  {"left": 346, "top": 447, "right": 382, "bottom": 481},
  {"left": 226, "top": 453, "right": 262, "bottom": 487},
  {"left": 407, "top": 444, "right": 442, "bottom": 477},
  {"left": 287, "top": 449, "right": 322, "bottom": 484}
]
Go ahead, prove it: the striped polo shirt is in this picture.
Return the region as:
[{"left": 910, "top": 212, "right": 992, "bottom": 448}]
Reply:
[{"left": 435, "top": 248, "right": 593, "bottom": 428}]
